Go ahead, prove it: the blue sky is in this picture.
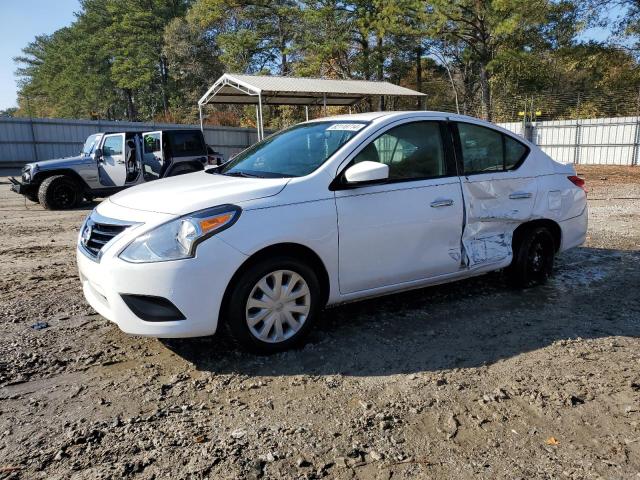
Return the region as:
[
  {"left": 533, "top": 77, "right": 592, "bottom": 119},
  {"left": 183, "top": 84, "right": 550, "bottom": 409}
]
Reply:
[
  {"left": 0, "top": 1, "right": 627, "bottom": 110},
  {"left": 0, "top": 0, "right": 80, "bottom": 110}
]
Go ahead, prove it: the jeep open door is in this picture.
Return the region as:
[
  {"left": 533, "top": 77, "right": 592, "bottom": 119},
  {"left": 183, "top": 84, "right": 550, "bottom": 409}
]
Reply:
[
  {"left": 98, "top": 133, "right": 127, "bottom": 187},
  {"left": 142, "top": 131, "right": 163, "bottom": 180}
]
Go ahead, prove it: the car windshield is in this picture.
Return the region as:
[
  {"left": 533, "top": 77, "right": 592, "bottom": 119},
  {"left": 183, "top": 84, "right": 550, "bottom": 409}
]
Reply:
[
  {"left": 82, "top": 134, "right": 100, "bottom": 155},
  {"left": 217, "top": 121, "right": 368, "bottom": 178}
]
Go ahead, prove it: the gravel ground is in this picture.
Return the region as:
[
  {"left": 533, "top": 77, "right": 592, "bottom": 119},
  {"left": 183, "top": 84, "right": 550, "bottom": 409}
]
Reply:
[{"left": 0, "top": 166, "right": 639, "bottom": 480}]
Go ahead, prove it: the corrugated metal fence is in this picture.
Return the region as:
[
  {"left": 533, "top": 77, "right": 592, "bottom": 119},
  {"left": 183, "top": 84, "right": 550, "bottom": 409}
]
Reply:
[
  {"left": 498, "top": 116, "right": 640, "bottom": 166},
  {"left": 2, "top": 115, "right": 638, "bottom": 168},
  {"left": 0, "top": 117, "right": 260, "bottom": 168}
]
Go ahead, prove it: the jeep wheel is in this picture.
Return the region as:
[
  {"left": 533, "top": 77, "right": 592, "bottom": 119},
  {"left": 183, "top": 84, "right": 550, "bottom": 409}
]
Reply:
[{"left": 38, "top": 175, "right": 80, "bottom": 210}]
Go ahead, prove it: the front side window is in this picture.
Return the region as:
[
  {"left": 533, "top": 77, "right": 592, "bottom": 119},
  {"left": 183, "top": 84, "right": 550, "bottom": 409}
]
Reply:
[
  {"left": 219, "top": 121, "right": 367, "bottom": 178},
  {"left": 103, "top": 135, "right": 123, "bottom": 156},
  {"left": 352, "top": 121, "right": 447, "bottom": 180},
  {"left": 457, "top": 123, "right": 528, "bottom": 174}
]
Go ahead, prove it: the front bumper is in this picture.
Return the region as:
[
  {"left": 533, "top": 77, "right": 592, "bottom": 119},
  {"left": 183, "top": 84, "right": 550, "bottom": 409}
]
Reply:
[
  {"left": 77, "top": 231, "right": 248, "bottom": 338},
  {"left": 9, "top": 177, "right": 37, "bottom": 197}
]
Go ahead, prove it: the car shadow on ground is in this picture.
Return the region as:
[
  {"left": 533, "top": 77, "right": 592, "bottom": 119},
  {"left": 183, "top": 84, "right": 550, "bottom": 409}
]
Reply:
[{"left": 161, "top": 246, "right": 640, "bottom": 377}]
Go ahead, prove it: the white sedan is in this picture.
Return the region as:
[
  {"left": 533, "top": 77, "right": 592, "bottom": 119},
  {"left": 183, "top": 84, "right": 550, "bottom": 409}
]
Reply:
[{"left": 77, "top": 112, "right": 587, "bottom": 353}]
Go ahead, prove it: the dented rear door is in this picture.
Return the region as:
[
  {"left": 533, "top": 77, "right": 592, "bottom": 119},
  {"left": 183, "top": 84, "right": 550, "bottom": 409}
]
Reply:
[{"left": 452, "top": 121, "right": 537, "bottom": 267}]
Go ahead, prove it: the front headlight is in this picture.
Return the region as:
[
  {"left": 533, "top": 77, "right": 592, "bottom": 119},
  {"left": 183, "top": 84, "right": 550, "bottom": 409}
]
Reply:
[
  {"left": 119, "top": 205, "right": 241, "bottom": 263},
  {"left": 22, "top": 165, "right": 35, "bottom": 183}
]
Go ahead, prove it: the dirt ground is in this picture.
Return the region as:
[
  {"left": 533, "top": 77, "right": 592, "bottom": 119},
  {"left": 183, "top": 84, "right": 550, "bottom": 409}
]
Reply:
[{"left": 0, "top": 165, "right": 639, "bottom": 480}]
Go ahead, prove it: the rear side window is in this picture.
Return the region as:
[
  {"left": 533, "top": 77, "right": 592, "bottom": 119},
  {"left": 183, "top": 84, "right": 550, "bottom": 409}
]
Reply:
[
  {"left": 457, "top": 123, "right": 528, "bottom": 174},
  {"left": 168, "top": 131, "right": 205, "bottom": 157},
  {"left": 352, "top": 121, "right": 447, "bottom": 180},
  {"left": 144, "top": 133, "right": 161, "bottom": 153}
]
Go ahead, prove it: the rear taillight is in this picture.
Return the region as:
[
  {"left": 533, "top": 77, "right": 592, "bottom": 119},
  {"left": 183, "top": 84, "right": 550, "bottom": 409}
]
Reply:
[{"left": 568, "top": 175, "right": 587, "bottom": 193}]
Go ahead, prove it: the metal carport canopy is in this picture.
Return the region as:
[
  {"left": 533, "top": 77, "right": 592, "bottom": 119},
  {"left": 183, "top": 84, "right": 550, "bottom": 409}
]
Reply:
[{"left": 197, "top": 73, "right": 426, "bottom": 140}]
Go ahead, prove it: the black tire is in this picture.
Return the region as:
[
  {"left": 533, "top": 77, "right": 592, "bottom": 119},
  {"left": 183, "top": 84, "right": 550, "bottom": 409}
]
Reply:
[
  {"left": 37, "top": 175, "right": 80, "bottom": 210},
  {"left": 224, "top": 256, "right": 322, "bottom": 354},
  {"left": 507, "top": 226, "right": 555, "bottom": 288}
]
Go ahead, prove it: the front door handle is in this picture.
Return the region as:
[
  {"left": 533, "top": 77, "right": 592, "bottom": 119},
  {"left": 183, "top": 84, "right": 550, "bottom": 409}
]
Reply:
[
  {"left": 430, "top": 199, "right": 454, "bottom": 208},
  {"left": 509, "top": 192, "right": 532, "bottom": 200}
]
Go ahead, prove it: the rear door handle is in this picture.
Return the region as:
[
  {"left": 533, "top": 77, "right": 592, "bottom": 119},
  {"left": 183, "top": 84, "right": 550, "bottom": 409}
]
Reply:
[
  {"left": 509, "top": 192, "right": 532, "bottom": 200},
  {"left": 430, "top": 199, "right": 454, "bottom": 208}
]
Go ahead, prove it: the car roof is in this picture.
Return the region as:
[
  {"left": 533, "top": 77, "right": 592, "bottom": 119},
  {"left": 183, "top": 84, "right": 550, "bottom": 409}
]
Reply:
[
  {"left": 309, "top": 110, "right": 499, "bottom": 128},
  {"left": 98, "top": 128, "right": 202, "bottom": 135},
  {"left": 306, "top": 110, "right": 528, "bottom": 142}
]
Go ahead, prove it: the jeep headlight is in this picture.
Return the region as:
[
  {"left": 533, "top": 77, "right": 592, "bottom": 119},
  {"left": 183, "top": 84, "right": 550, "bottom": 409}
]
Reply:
[
  {"left": 119, "top": 205, "right": 241, "bottom": 263},
  {"left": 22, "top": 165, "right": 36, "bottom": 183}
]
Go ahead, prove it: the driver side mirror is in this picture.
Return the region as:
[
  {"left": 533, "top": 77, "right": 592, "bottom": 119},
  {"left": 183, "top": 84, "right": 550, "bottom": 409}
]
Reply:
[
  {"left": 94, "top": 148, "right": 103, "bottom": 161},
  {"left": 343, "top": 161, "right": 389, "bottom": 184}
]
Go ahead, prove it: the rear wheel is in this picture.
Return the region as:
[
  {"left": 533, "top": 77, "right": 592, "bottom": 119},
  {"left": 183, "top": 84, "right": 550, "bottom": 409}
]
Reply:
[
  {"left": 225, "top": 256, "right": 321, "bottom": 354},
  {"left": 38, "top": 175, "right": 80, "bottom": 210},
  {"left": 507, "top": 226, "right": 555, "bottom": 288}
]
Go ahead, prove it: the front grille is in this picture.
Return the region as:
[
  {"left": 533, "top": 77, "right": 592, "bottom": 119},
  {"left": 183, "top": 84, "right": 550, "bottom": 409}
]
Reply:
[{"left": 81, "top": 220, "right": 130, "bottom": 259}]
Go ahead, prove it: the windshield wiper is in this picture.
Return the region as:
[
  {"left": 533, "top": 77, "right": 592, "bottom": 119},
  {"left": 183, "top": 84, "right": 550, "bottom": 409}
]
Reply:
[{"left": 222, "top": 171, "right": 262, "bottom": 178}]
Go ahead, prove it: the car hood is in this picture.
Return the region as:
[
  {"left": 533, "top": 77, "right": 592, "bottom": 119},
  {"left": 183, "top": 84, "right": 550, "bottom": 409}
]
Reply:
[
  {"left": 108, "top": 171, "right": 290, "bottom": 215},
  {"left": 31, "top": 155, "right": 88, "bottom": 170}
]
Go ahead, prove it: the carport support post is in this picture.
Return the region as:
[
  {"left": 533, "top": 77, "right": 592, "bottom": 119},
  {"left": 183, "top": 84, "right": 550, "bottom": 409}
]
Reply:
[
  {"left": 255, "top": 105, "right": 260, "bottom": 141},
  {"left": 323, "top": 93, "right": 327, "bottom": 116},
  {"left": 305, "top": 106, "right": 309, "bottom": 122},
  {"left": 198, "top": 104, "right": 204, "bottom": 132},
  {"left": 257, "top": 92, "right": 264, "bottom": 141}
]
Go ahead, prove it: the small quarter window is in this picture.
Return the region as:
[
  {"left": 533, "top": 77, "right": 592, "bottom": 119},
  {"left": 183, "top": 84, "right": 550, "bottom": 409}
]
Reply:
[{"left": 505, "top": 135, "right": 528, "bottom": 170}]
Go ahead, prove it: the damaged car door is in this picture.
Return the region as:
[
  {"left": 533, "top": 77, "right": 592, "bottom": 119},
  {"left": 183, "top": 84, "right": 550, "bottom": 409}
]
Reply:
[
  {"left": 335, "top": 120, "right": 464, "bottom": 294},
  {"left": 453, "top": 121, "right": 535, "bottom": 267}
]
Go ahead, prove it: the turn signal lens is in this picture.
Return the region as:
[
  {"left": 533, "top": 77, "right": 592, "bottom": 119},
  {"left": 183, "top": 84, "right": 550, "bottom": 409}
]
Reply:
[{"left": 199, "top": 213, "right": 233, "bottom": 233}]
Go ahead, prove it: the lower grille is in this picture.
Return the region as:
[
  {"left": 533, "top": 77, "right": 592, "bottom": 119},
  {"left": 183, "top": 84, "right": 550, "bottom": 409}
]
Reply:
[{"left": 80, "top": 218, "right": 130, "bottom": 259}]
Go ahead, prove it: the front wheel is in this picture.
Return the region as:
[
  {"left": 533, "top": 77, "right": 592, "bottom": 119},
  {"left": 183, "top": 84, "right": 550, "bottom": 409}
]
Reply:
[
  {"left": 38, "top": 175, "right": 80, "bottom": 210},
  {"left": 507, "top": 227, "right": 555, "bottom": 288},
  {"left": 225, "top": 256, "right": 321, "bottom": 354}
]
